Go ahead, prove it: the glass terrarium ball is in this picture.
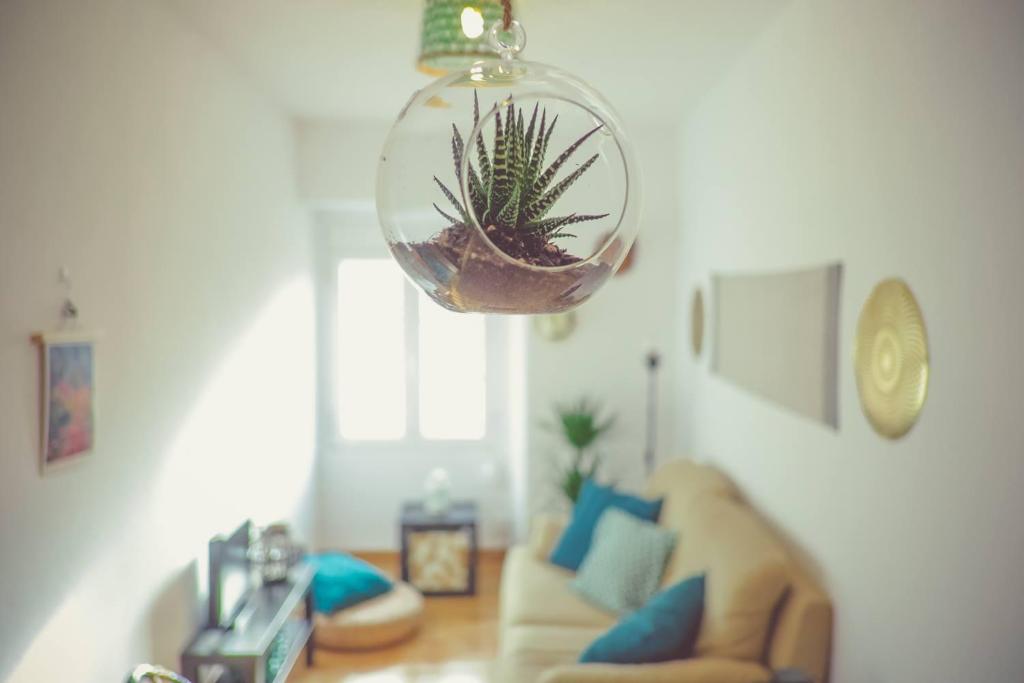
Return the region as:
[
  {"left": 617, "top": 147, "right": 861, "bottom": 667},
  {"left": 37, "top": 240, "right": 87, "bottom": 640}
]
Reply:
[{"left": 377, "top": 58, "right": 641, "bottom": 314}]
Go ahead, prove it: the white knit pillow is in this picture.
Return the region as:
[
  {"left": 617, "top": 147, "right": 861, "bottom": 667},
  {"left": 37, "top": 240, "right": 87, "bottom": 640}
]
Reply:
[{"left": 572, "top": 507, "right": 677, "bottom": 614}]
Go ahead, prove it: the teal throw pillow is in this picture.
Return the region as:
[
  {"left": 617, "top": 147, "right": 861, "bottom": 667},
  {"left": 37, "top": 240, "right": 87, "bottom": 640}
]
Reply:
[
  {"left": 549, "top": 479, "right": 663, "bottom": 571},
  {"left": 580, "top": 574, "right": 706, "bottom": 665},
  {"left": 306, "top": 552, "right": 393, "bottom": 614},
  {"left": 572, "top": 507, "right": 677, "bottom": 614}
]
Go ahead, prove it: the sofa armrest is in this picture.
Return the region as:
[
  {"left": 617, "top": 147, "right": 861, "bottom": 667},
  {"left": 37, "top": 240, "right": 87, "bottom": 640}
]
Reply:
[
  {"left": 538, "top": 658, "right": 772, "bottom": 683},
  {"left": 527, "top": 513, "right": 568, "bottom": 562}
]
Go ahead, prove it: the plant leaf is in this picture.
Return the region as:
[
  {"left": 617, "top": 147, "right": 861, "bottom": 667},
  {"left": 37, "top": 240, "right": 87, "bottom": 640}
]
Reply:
[
  {"left": 473, "top": 92, "right": 491, "bottom": 193},
  {"left": 533, "top": 123, "right": 603, "bottom": 198},
  {"left": 525, "top": 212, "right": 608, "bottom": 235},
  {"left": 497, "top": 182, "right": 521, "bottom": 227},
  {"left": 433, "top": 202, "right": 461, "bottom": 225},
  {"left": 489, "top": 105, "right": 509, "bottom": 223},
  {"left": 468, "top": 164, "right": 487, "bottom": 220},
  {"left": 451, "top": 123, "right": 465, "bottom": 184},
  {"left": 525, "top": 153, "right": 600, "bottom": 222},
  {"left": 433, "top": 176, "right": 467, "bottom": 222}
]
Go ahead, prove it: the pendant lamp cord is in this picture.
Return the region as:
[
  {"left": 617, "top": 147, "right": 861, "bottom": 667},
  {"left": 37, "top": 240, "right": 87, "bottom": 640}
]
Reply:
[{"left": 502, "top": 0, "right": 513, "bottom": 29}]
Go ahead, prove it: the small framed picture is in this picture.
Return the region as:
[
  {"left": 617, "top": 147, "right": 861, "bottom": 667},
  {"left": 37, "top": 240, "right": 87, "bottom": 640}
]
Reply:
[{"left": 33, "top": 331, "right": 98, "bottom": 474}]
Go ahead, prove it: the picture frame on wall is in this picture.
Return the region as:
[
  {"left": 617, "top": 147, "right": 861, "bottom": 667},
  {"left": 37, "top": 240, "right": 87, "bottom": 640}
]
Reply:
[{"left": 32, "top": 330, "right": 99, "bottom": 475}]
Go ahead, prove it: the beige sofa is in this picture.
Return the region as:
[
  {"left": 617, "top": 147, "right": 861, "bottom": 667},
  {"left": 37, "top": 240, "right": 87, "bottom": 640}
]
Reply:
[{"left": 499, "top": 460, "right": 832, "bottom": 683}]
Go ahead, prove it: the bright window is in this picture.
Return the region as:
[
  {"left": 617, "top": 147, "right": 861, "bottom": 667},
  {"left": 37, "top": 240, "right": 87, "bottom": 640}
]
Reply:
[
  {"left": 418, "top": 293, "right": 486, "bottom": 440},
  {"left": 333, "top": 257, "right": 495, "bottom": 443},
  {"left": 336, "top": 259, "right": 406, "bottom": 440}
]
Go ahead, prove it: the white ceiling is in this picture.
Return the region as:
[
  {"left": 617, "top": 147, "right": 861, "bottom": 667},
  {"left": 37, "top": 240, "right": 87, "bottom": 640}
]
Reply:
[{"left": 166, "top": 0, "right": 786, "bottom": 123}]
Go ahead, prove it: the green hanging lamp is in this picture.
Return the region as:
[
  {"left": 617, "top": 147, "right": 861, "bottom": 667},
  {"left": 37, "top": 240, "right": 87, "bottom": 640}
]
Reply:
[{"left": 417, "top": 0, "right": 508, "bottom": 75}]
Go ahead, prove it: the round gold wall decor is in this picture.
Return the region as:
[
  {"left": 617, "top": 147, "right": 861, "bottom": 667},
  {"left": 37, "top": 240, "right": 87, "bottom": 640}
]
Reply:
[
  {"left": 854, "top": 278, "right": 929, "bottom": 439},
  {"left": 691, "top": 288, "right": 705, "bottom": 356},
  {"left": 533, "top": 311, "right": 577, "bottom": 342}
]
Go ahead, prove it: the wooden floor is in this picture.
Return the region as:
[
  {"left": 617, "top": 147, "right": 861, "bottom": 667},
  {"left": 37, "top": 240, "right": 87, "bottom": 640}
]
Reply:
[{"left": 289, "top": 551, "right": 504, "bottom": 683}]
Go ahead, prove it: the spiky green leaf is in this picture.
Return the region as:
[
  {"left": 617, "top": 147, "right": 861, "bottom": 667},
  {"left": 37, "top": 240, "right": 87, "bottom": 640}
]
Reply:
[
  {"left": 489, "top": 106, "right": 509, "bottom": 221},
  {"left": 533, "top": 124, "right": 602, "bottom": 198},
  {"left": 468, "top": 164, "right": 487, "bottom": 220},
  {"left": 497, "top": 183, "right": 521, "bottom": 227},
  {"left": 525, "top": 153, "right": 600, "bottom": 222},
  {"left": 526, "top": 212, "right": 609, "bottom": 234},
  {"left": 452, "top": 124, "right": 465, "bottom": 182},
  {"left": 473, "top": 93, "right": 491, "bottom": 193},
  {"left": 434, "top": 176, "right": 467, "bottom": 222},
  {"left": 433, "top": 202, "right": 461, "bottom": 225}
]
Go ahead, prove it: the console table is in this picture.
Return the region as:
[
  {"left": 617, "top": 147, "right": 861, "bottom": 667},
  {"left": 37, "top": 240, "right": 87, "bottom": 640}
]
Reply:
[{"left": 181, "top": 564, "right": 315, "bottom": 683}]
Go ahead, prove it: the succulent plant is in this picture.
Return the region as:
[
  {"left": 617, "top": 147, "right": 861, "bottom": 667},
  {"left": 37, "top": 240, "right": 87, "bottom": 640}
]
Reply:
[{"left": 433, "top": 92, "right": 608, "bottom": 245}]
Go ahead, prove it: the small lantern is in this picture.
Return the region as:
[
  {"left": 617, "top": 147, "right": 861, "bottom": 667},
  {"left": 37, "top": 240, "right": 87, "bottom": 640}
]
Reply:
[{"left": 418, "top": 0, "right": 507, "bottom": 76}]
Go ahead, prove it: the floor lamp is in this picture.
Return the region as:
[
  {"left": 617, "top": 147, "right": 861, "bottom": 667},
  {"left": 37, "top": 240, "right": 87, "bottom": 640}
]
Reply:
[{"left": 643, "top": 349, "right": 660, "bottom": 477}]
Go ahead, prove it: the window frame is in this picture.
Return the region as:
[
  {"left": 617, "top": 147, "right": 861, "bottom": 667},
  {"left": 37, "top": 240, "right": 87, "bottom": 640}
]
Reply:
[{"left": 315, "top": 207, "right": 508, "bottom": 454}]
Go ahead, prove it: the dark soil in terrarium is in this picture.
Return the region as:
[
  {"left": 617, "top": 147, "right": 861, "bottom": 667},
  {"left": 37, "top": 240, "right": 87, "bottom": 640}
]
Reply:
[
  {"left": 433, "top": 224, "right": 582, "bottom": 268},
  {"left": 402, "top": 224, "right": 610, "bottom": 313}
]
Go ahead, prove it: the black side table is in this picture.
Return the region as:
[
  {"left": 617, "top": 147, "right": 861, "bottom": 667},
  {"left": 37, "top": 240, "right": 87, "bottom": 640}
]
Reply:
[{"left": 400, "top": 500, "right": 479, "bottom": 596}]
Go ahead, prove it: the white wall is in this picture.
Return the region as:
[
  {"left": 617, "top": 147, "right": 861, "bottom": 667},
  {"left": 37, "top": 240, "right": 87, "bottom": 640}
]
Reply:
[
  {"left": 528, "top": 120, "right": 680, "bottom": 513},
  {"left": 0, "top": 1, "right": 316, "bottom": 680},
  {"left": 676, "top": 2, "right": 1024, "bottom": 681}
]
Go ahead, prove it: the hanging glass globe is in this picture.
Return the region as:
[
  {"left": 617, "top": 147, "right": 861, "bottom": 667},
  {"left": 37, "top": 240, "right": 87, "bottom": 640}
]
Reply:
[{"left": 378, "top": 20, "right": 641, "bottom": 314}]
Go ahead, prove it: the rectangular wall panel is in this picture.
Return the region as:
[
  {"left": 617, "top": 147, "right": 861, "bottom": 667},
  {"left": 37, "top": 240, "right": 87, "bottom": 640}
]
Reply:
[{"left": 712, "top": 263, "right": 842, "bottom": 428}]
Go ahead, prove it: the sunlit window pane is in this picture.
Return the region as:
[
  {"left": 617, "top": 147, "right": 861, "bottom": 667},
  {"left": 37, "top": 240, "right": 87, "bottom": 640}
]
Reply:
[
  {"left": 418, "top": 293, "right": 486, "bottom": 440},
  {"left": 337, "top": 259, "right": 406, "bottom": 440}
]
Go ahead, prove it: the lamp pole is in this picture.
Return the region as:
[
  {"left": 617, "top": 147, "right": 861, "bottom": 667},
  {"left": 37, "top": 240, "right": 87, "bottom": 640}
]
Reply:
[{"left": 643, "top": 349, "right": 661, "bottom": 476}]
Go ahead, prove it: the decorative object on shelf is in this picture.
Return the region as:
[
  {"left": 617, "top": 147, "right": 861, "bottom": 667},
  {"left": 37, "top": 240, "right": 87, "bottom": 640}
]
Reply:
[
  {"left": 423, "top": 467, "right": 453, "bottom": 515},
  {"left": 32, "top": 269, "right": 100, "bottom": 475},
  {"left": 378, "top": 0, "right": 641, "bottom": 314},
  {"left": 125, "top": 665, "right": 192, "bottom": 683},
  {"left": 713, "top": 263, "right": 842, "bottom": 428},
  {"left": 418, "top": 0, "right": 507, "bottom": 75},
  {"left": 643, "top": 349, "right": 660, "bottom": 476},
  {"left": 854, "top": 278, "right": 929, "bottom": 439},
  {"left": 547, "top": 398, "right": 615, "bottom": 504},
  {"left": 400, "top": 501, "right": 478, "bottom": 595},
  {"left": 250, "top": 522, "right": 300, "bottom": 584},
  {"left": 533, "top": 311, "right": 577, "bottom": 342},
  {"left": 691, "top": 288, "right": 704, "bottom": 356}
]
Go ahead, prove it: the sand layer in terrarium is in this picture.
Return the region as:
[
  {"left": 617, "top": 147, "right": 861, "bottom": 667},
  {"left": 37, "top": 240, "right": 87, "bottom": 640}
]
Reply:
[{"left": 392, "top": 225, "right": 611, "bottom": 314}]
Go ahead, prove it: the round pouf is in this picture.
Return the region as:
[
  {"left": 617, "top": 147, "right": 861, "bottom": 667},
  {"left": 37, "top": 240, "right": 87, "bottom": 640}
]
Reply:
[{"left": 314, "top": 581, "right": 425, "bottom": 651}]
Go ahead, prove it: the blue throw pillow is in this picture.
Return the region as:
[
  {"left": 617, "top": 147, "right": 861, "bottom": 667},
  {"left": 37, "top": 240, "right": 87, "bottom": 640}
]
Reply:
[
  {"left": 306, "top": 552, "right": 393, "bottom": 614},
  {"left": 550, "top": 480, "right": 663, "bottom": 571},
  {"left": 580, "top": 574, "right": 705, "bottom": 665}
]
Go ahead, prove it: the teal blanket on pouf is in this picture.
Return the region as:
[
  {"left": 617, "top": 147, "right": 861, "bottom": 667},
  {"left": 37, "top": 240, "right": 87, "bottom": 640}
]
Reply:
[{"left": 305, "top": 552, "right": 393, "bottom": 614}]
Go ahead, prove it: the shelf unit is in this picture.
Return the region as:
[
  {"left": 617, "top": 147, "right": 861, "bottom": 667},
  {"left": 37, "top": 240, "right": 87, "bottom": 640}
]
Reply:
[{"left": 182, "top": 564, "right": 316, "bottom": 683}]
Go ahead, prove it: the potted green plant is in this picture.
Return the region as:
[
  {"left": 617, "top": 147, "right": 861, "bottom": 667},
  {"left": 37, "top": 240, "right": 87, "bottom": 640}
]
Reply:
[{"left": 548, "top": 398, "right": 615, "bottom": 504}]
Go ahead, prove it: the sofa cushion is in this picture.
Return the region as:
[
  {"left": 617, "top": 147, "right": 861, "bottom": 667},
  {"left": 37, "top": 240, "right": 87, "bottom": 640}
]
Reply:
[
  {"left": 502, "top": 623, "right": 608, "bottom": 667},
  {"left": 501, "top": 546, "right": 617, "bottom": 631},
  {"left": 539, "top": 658, "right": 773, "bottom": 683},
  {"left": 572, "top": 508, "right": 677, "bottom": 614},
  {"left": 664, "top": 496, "right": 791, "bottom": 662},
  {"left": 550, "top": 480, "right": 663, "bottom": 571},
  {"left": 580, "top": 574, "right": 705, "bottom": 665}
]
